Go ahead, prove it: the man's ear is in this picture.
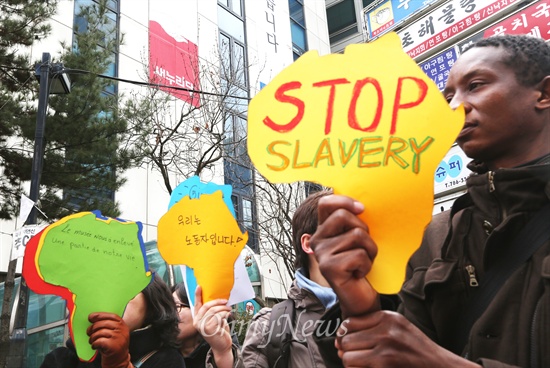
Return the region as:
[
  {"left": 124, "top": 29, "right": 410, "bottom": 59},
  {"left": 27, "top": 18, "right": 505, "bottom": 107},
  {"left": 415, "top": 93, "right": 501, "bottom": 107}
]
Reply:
[
  {"left": 536, "top": 76, "right": 550, "bottom": 110},
  {"left": 301, "top": 234, "right": 314, "bottom": 255}
]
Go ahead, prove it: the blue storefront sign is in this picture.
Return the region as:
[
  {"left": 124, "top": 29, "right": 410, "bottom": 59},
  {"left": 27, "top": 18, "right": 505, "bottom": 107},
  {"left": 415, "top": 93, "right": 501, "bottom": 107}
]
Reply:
[
  {"left": 419, "top": 46, "right": 458, "bottom": 91},
  {"left": 365, "top": 0, "right": 437, "bottom": 40},
  {"left": 434, "top": 144, "right": 472, "bottom": 195}
]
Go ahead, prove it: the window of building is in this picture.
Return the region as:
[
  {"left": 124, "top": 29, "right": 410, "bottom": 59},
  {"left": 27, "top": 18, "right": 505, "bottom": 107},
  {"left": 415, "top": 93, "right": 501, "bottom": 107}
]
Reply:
[
  {"left": 27, "top": 325, "right": 67, "bottom": 366},
  {"left": 218, "top": 4, "right": 245, "bottom": 42},
  {"left": 362, "top": 0, "right": 377, "bottom": 8},
  {"left": 223, "top": 113, "right": 248, "bottom": 160},
  {"left": 219, "top": 32, "right": 247, "bottom": 92},
  {"left": 291, "top": 21, "right": 307, "bottom": 52},
  {"left": 225, "top": 162, "right": 258, "bottom": 252},
  {"left": 242, "top": 198, "right": 253, "bottom": 228},
  {"left": 68, "top": 0, "right": 120, "bottom": 211},
  {"left": 218, "top": 2, "right": 257, "bottom": 253},
  {"left": 288, "top": 0, "right": 308, "bottom": 60},
  {"left": 289, "top": 0, "right": 305, "bottom": 26},
  {"left": 327, "top": 0, "right": 358, "bottom": 43},
  {"left": 218, "top": 0, "right": 243, "bottom": 17}
]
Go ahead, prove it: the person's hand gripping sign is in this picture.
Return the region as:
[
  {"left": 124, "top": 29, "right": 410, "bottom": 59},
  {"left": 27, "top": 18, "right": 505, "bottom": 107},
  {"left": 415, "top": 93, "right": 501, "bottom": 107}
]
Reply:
[{"left": 247, "top": 32, "right": 464, "bottom": 295}]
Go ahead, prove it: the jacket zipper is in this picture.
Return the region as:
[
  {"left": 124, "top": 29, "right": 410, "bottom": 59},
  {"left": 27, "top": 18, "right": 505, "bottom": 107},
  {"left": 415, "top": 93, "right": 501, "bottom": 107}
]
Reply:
[
  {"left": 488, "top": 171, "right": 496, "bottom": 192},
  {"left": 488, "top": 170, "right": 507, "bottom": 220},
  {"left": 530, "top": 297, "right": 541, "bottom": 368},
  {"left": 465, "top": 265, "right": 479, "bottom": 287}
]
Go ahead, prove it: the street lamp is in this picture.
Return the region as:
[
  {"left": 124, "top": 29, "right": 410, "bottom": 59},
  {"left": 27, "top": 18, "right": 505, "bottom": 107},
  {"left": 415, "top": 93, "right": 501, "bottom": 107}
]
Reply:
[{"left": 7, "top": 52, "right": 71, "bottom": 367}]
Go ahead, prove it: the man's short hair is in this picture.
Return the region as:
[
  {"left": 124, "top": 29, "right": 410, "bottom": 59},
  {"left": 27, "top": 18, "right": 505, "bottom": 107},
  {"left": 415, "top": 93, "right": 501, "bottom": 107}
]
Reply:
[
  {"left": 292, "top": 189, "right": 332, "bottom": 271},
  {"left": 464, "top": 35, "right": 550, "bottom": 86}
]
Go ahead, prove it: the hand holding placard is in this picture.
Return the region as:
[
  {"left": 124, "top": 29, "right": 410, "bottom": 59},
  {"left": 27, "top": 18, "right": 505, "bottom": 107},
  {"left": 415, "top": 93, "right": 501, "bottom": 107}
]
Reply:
[
  {"left": 247, "top": 32, "right": 464, "bottom": 293},
  {"left": 23, "top": 211, "right": 151, "bottom": 361}
]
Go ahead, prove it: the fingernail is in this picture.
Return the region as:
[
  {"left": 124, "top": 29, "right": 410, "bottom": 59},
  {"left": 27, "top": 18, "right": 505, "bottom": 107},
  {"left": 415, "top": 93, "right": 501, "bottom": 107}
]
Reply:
[{"left": 354, "top": 201, "right": 365, "bottom": 212}]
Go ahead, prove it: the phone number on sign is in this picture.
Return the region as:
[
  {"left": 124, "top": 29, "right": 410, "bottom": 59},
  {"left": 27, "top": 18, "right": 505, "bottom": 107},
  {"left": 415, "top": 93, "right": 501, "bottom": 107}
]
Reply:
[{"left": 444, "top": 176, "right": 467, "bottom": 188}]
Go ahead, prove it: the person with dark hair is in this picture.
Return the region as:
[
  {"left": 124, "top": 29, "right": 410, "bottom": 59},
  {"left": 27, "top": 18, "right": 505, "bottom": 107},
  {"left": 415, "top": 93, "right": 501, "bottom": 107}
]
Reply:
[
  {"left": 241, "top": 189, "right": 338, "bottom": 367},
  {"left": 41, "top": 273, "right": 186, "bottom": 367},
  {"left": 172, "top": 283, "right": 243, "bottom": 368},
  {"left": 310, "top": 34, "right": 550, "bottom": 367}
]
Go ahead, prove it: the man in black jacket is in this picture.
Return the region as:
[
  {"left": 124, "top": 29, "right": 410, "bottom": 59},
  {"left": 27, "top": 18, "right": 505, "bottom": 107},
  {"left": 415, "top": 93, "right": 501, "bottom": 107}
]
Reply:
[{"left": 310, "top": 35, "right": 550, "bottom": 367}]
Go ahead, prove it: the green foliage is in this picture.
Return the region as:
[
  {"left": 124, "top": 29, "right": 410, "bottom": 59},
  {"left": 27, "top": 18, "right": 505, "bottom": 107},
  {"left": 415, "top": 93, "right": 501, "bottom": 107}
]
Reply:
[
  {"left": 231, "top": 309, "right": 255, "bottom": 346},
  {"left": 0, "top": 0, "right": 58, "bottom": 219},
  {"left": 1, "top": 0, "right": 137, "bottom": 220}
]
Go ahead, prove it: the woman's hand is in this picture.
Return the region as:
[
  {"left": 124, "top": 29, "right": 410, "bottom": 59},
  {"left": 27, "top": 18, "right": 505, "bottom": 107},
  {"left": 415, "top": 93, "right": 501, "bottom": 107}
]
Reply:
[{"left": 193, "top": 285, "right": 234, "bottom": 368}]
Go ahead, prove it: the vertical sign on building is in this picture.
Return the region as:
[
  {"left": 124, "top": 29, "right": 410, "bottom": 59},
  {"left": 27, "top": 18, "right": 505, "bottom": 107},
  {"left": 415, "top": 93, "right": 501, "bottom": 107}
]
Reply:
[
  {"left": 149, "top": 7, "right": 200, "bottom": 107},
  {"left": 419, "top": 46, "right": 458, "bottom": 91},
  {"left": 265, "top": 0, "right": 278, "bottom": 52}
]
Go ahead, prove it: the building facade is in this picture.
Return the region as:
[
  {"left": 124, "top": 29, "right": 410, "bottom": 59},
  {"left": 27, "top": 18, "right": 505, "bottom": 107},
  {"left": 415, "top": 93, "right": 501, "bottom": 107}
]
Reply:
[
  {"left": 0, "top": 0, "right": 330, "bottom": 364},
  {"left": 326, "top": 0, "right": 549, "bottom": 212}
]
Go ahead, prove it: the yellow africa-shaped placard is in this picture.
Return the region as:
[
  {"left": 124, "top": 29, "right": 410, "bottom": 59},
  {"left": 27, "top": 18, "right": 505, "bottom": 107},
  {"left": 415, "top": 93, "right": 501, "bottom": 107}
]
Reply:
[
  {"left": 157, "top": 191, "right": 248, "bottom": 302},
  {"left": 247, "top": 32, "right": 464, "bottom": 294}
]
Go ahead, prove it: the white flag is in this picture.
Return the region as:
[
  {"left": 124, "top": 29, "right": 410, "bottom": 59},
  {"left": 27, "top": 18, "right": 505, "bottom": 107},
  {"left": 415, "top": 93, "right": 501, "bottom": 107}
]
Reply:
[{"left": 18, "top": 194, "right": 34, "bottom": 225}]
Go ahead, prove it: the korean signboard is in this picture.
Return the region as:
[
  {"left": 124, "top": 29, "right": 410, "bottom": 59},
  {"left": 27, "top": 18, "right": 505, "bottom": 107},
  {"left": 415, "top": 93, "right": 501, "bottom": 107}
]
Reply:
[
  {"left": 483, "top": 0, "right": 550, "bottom": 40},
  {"left": 419, "top": 46, "right": 458, "bottom": 91},
  {"left": 398, "top": 0, "right": 523, "bottom": 59},
  {"left": 365, "top": 0, "right": 436, "bottom": 39},
  {"left": 149, "top": 10, "right": 200, "bottom": 107},
  {"left": 434, "top": 144, "right": 471, "bottom": 196},
  {"left": 12, "top": 224, "right": 46, "bottom": 260}
]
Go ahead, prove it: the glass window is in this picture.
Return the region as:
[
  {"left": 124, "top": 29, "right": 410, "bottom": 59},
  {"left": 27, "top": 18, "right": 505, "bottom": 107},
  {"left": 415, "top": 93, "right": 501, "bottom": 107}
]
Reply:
[
  {"left": 327, "top": 0, "right": 356, "bottom": 35},
  {"left": 289, "top": 0, "right": 305, "bottom": 26},
  {"left": 224, "top": 162, "right": 257, "bottom": 251},
  {"left": 74, "top": 0, "right": 94, "bottom": 33},
  {"left": 224, "top": 114, "right": 234, "bottom": 154},
  {"left": 219, "top": 33, "right": 247, "bottom": 88},
  {"left": 218, "top": 0, "right": 229, "bottom": 6},
  {"left": 27, "top": 292, "right": 67, "bottom": 330},
  {"left": 243, "top": 199, "right": 253, "bottom": 228},
  {"left": 103, "top": 9, "right": 118, "bottom": 46},
  {"left": 106, "top": 0, "right": 118, "bottom": 11},
  {"left": 329, "top": 25, "right": 358, "bottom": 43},
  {"left": 226, "top": 86, "right": 248, "bottom": 115},
  {"left": 231, "top": 194, "right": 240, "bottom": 221},
  {"left": 27, "top": 325, "right": 66, "bottom": 367},
  {"left": 233, "top": 42, "right": 246, "bottom": 86},
  {"left": 234, "top": 115, "right": 247, "bottom": 157},
  {"left": 224, "top": 161, "right": 252, "bottom": 194},
  {"left": 145, "top": 241, "right": 169, "bottom": 283},
  {"left": 219, "top": 33, "right": 231, "bottom": 78},
  {"left": 290, "top": 21, "right": 307, "bottom": 52},
  {"left": 232, "top": 0, "right": 242, "bottom": 17},
  {"left": 218, "top": 5, "right": 245, "bottom": 43},
  {"left": 247, "top": 227, "right": 258, "bottom": 253},
  {"left": 253, "top": 285, "right": 261, "bottom": 296},
  {"left": 363, "top": 0, "right": 376, "bottom": 9}
]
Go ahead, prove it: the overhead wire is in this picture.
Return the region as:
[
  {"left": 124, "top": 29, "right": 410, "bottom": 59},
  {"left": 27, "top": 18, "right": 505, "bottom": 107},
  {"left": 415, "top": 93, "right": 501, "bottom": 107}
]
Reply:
[
  {"left": 0, "top": 63, "right": 249, "bottom": 222},
  {"left": 0, "top": 64, "right": 252, "bottom": 102}
]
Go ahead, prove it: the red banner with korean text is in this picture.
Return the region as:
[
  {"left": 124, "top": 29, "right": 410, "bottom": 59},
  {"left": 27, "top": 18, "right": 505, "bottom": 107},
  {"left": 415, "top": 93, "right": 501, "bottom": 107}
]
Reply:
[
  {"left": 484, "top": 0, "right": 550, "bottom": 40},
  {"left": 149, "top": 20, "right": 200, "bottom": 107}
]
